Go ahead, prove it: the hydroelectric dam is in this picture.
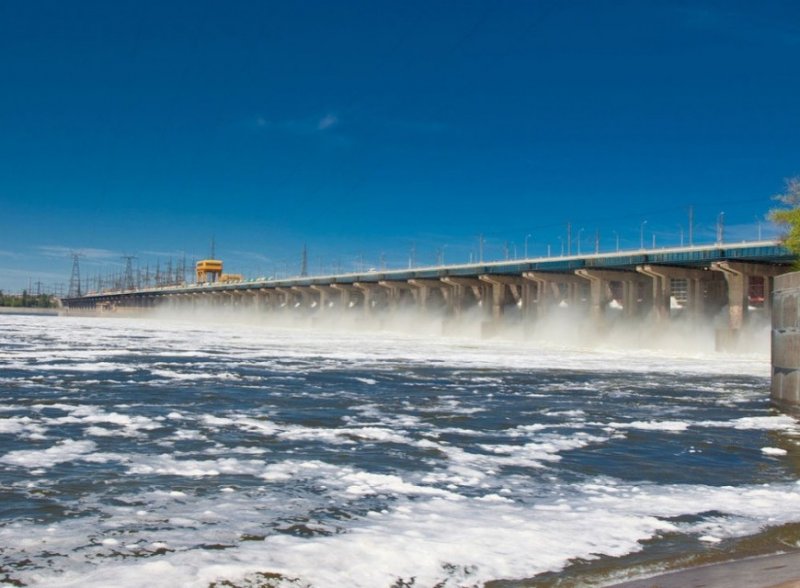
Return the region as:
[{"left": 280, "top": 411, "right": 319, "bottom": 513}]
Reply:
[{"left": 61, "top": 240, "right": 794, "bottom": 345}]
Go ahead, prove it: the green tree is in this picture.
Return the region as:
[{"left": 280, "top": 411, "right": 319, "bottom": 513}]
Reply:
[{"left": 770, "top": 177, "right": 800, "bottom": 258}]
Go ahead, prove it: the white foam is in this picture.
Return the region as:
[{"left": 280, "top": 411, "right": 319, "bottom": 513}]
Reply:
[
  {"left": 762, "top": 447, "right": 788, "bottom": 456},
  {"left": 0, "top": 313, "right": 789, "bottom": 588},
  {"left": 16, "top": 480, "right": 800, "bottom": 588},
  {"left": 698, "top": 415, "right": 799, "bottom": 431},
  {"left": 610, "top": 420, "right": 691, "bottom": 432},
  {"left": 127, "top": 455, "right": 267, "bottom": 478},
  {"left": 0, "top": 439, "right": 97, "bottom": 468}
]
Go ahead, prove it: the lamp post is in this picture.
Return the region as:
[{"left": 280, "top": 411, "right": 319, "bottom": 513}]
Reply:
[
  {"left": 612, "top": 230, "right": 620, "bottom": 252},
  {"left": 640, "top": 220, "right": 648, "bottom": 250},
  {"left": 716, "top": 212, "right": 725, "bottom": 244},
  {"left": 524, "top": 234, "right": 531, "bottom": 259},
  {"left": 567, "top": 222, "right": 572, "bottom": 256},
  {"left": 437, "top": 245, "right": 448, "bottom": 266},
  {"left": 558, "top": 236, "right": 564, "bottom": 256}
]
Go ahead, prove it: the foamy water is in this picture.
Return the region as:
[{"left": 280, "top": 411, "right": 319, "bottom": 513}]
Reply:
[{"left": 0, "top": 314, "right": 797, "bottom": 587}]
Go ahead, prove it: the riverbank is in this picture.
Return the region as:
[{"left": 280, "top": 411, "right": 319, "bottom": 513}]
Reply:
[
  {"left": 609, "top": 551, "right": 800, "bottom": 588},
  {"left": 0, "top": 306, "right": 59, "bottom": 316}
]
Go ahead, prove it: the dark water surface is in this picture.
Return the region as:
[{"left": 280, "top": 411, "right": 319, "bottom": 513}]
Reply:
[{"left": 0, "top": 315, "right": 797, "bottom": 587}]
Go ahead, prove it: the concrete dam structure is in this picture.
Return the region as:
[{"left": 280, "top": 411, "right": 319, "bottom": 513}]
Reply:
[
  {"left": 772, "top": 271, "right": 800, "bottom": 410},
  {"left": 62, "top": 241, "right": 793, "bottom": 344}
]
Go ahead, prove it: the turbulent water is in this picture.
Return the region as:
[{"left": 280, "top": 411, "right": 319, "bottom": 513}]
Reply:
[{"left": 0, "top": 313, "right": 798, "bottom": 587}]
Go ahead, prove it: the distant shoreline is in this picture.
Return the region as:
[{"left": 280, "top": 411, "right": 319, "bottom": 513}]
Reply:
[{"left": 0, "top": 306, "right": 60, "bottom": 316}]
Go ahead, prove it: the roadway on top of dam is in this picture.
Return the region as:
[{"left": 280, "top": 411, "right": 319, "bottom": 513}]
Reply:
[{"left": 65, "top": 240, "right": 795, "bottom": 302}]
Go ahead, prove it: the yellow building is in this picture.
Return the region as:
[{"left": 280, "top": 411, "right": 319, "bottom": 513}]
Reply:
[{"left": 196, "top": 259, "right": 223, "bottom": 283}]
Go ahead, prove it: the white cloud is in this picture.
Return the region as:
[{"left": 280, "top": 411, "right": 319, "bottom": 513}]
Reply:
[
  {"left": 252, "top": 112, "right": 340, "bottom": 135},
  {"left": 0, "top": 267, "right": 65, "bottom": 280},
  {"left": 231, "top": 250, "right": 273, "bottom": 263},
  {"left": 141, "top": 250, "right": 194, "bottom": 259},
  {"left": 317, "top": 113, "right": 338, "bottom": 131},
  {"left": 37, "top": 246, "right": 119, "bottom": 260}
]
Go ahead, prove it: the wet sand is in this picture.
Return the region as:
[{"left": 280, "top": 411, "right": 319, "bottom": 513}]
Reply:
[{"left": 609, "top": 551, "right": 800, "bottom": 588}]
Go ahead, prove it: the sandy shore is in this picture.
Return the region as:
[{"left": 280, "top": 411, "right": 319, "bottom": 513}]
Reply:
[{"left": 609, "top": 551, "right": 800, "bottom": 588}]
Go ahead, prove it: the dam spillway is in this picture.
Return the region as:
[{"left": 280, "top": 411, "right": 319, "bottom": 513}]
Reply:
[{"left": 61, "top": 240, "right": 794, "bottom": 344}]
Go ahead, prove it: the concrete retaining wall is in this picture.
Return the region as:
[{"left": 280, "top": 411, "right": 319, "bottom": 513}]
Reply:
[{"left": 772, "top": 271, "right": 800, "bottom": 409}]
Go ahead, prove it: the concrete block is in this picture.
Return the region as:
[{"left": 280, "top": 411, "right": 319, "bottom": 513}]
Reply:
[
  {"left": 771, "top": 370, "right": 784, "bottom": 402},
  {"left": 786, "top": 370, "right": 800, "bottom": 404},
  {"left": 778, "top": 292, "right": 799, "bottom": 329},
  {"left": 776, "top": 272, "right": 800, "bottom": 292},
  {"left": 772, "top": 331, "right": 800, "bottom": 369},
  {"left": 772, "top": 296, "right": 783, "bottom": 329}
]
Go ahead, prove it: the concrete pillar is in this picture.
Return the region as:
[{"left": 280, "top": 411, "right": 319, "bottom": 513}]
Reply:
[
  {"left": 232, "top": 291, "right": 246, "bottom": 310},
  {"left": 311, "top": 285, "right": 336, "bottom": 312},
  {"left": 711, "top": 261, "right": 786, "bottom": 331},
  {"left": 354, "top": 282, "right": 381, "bottom": 315},
  {"left": 636, "top": 266, "right": 670, "bottom": 321},
  {"left": 379, "top": 280, "right": 413, "bottom": 313},
  {"left": 478, "top": 275, "right": 525, "bottom": 319},
  {"left": 408, "top": 279, "right": 443, "bottom": 312},
  {"left": 253, "top": 289, "right": 266, "bottom": 312},
  {"left": 331, "top": 284, "right": 360, "bottom": 311},
  {"left": 520, "top": 280, "right": 537, "bottom": 319},
  {"left": 476, "top": 275, "right": 525, "bottom": 337},
  {"left": 575, "top": 270, "right": 609, "bottom": 322},
  {"left": 441, "top": 277, "right": 483, "bottom": 317},
  {"left": 275, "top": 287, "right": 296, "bottom": 310},
  {"left": 577, "top": 269, "right": 644, "bottom": 321},
  {"left": 291, "top": 286, "right": 316, "bottom": 312},
  {"left": 523, "top": 272, "right": 586, "bottom": 312},
  {"left": 636, "top": 265, "right": 712, "bottom": 321},
  {"left": 522, "top": 273, "right": 552, "bottom": 319}
]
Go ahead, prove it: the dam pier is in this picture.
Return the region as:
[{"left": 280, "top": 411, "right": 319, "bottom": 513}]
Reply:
[{"left": 62, "top": 241, "right": 793, "bottom": 346}]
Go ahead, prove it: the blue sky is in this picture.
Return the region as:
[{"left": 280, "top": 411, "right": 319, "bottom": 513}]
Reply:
[{"left": 1, "top": 0, "right": 798, "bottom": 293}]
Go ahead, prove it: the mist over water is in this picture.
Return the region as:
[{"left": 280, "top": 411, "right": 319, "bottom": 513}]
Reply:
[{"left": 0, "top": 311, "right": 795, "bottom": 587}]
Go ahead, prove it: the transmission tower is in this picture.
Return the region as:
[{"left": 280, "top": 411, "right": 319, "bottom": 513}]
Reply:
[
  {"left": 179, "top": 253, "right": 187, "bottom": 284},
  {"left": 300, "top": 244, "right": 308, "bottom": 277},
  {"left": 68, "top": 253, "right": 82, "bottom": 297},
  {"left": 122, "top": 256, "right": 137, "bottom": 290}
]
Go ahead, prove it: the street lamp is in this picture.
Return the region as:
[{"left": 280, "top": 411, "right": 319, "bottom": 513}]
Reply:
[
  {"left": 640, "top": 220, "right": 648, "bottom": 250},
  {"left": 558, "top": 236, "right": 564, "bottom": 256},
  {"left": 524, "top": 234, "right": 531, "bottom": 258},
  {"left": 612, "top": 230, "right": 620, "bottom": 252},
  {"left": 716, "top": 212, "right": 725, "bottom": 244}
]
